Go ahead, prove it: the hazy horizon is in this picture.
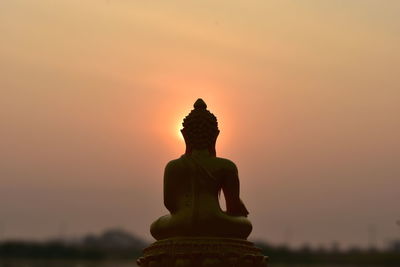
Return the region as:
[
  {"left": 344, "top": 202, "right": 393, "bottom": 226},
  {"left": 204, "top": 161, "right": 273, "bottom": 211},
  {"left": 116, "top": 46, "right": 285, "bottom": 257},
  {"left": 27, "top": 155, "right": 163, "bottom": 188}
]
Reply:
[{"left": 1, "top": 0, "right": 399, "bottom": 249}]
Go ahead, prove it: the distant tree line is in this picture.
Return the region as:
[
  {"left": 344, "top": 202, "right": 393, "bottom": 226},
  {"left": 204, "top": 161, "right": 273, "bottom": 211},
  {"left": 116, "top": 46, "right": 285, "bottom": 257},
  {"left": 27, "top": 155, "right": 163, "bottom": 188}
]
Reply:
[
  {"left": 1, "top": 229, "right": 399, "bottom": 265},
  {"left": 256, "top": 242, "right": 400, "bottom": 265},
  {"left": 0, "top": 229, "right": 146, "bottom": 260}
]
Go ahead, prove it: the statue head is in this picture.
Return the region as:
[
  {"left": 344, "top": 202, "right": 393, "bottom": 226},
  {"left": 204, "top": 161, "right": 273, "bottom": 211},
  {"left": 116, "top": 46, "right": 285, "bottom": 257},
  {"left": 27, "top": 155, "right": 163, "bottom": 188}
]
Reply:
[{"left": 181, "top": 99, "right": 220, "bottom": 156}]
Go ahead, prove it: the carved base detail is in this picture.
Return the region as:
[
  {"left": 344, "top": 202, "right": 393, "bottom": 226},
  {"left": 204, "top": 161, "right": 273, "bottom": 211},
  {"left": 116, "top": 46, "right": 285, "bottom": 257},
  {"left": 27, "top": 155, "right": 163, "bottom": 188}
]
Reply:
[{"left": 137, "top": 237, "right": 268, "bottom": 267}]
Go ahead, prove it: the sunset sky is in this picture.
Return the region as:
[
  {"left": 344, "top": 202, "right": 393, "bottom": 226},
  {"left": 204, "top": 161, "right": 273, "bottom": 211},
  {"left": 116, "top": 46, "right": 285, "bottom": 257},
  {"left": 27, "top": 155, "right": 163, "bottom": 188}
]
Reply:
[{"left": 1, "top": 0, "right": 399, "bottom": 248}]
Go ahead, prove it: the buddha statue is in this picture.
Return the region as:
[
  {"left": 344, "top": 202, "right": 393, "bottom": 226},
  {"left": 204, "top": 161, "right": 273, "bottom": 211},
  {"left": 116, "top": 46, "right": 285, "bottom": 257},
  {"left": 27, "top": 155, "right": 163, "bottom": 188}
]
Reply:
[{"left": 150, "top": 98, "right": 252, "bottom": 240}]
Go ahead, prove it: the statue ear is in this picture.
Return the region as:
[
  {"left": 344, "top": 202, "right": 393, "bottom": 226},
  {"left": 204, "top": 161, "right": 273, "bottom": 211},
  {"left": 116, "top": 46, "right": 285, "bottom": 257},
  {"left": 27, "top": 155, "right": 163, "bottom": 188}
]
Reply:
[
  {"left": 181, "top": 129, "right": 192, "bottom": 154},
  {"left": 208, "top": 130, "right": 219, "bottom": 156},
  {"left": 213, "top": 130, "right": 220, "bottom": 143}
]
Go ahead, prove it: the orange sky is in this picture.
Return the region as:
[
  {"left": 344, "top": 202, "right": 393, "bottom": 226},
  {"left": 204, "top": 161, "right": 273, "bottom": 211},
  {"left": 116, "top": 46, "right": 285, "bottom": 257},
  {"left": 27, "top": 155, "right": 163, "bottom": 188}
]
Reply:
[{"left": 0, "top": 0, "right": 399, "bottom": 248}]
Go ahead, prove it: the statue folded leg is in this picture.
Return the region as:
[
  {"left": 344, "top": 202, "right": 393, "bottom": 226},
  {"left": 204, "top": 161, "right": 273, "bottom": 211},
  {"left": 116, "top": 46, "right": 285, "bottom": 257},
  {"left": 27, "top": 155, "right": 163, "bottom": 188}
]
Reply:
[{"left": 151, "top": 213, "right": 252, "bottom": 240}]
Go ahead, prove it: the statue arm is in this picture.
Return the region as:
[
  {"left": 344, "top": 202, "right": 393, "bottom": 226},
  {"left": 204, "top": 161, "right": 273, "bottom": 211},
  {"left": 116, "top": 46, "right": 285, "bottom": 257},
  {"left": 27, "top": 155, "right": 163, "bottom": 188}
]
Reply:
[
  {"left": 223, "top": 162, "right": 249, "bottom": 217},
  {"left": 163, "top": 161, "right": 177, "bottom": 214}
]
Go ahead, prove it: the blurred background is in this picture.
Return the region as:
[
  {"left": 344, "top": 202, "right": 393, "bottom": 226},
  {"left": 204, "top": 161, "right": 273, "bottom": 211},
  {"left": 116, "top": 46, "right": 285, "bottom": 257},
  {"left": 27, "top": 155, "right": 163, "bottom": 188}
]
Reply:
[{"left": 0, "top": 0, "right": 399, "bottom": 266}]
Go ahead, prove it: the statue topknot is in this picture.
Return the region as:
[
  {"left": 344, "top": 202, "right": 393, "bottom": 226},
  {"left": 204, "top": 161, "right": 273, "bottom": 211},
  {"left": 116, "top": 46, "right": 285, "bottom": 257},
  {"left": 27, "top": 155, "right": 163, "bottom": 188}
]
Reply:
[{"left": 194, "top": 98, "right": 207, "bottom": 110}]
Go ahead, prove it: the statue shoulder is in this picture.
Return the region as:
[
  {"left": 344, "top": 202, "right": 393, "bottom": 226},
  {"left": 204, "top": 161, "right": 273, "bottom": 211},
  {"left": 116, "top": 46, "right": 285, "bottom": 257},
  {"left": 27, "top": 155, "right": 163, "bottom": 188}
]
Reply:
[
  {"left": 165, "top": 158, "right": 183, "bottom": 170},
  {"left": 215, "top": 157, "right": 238, "bottom": 173},
  {"left": 164, "top": 156, "right": 188, "bottom": 173}
]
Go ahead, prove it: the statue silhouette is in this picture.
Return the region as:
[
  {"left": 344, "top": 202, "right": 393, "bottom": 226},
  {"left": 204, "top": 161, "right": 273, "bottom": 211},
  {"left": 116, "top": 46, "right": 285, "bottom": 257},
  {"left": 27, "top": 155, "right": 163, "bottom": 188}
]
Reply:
[
  {"left": 150, "top": 99, "right": 252, "bottom": 240},
  {"left": 138, "top": 99, "right": 267, "bottom": 267}
]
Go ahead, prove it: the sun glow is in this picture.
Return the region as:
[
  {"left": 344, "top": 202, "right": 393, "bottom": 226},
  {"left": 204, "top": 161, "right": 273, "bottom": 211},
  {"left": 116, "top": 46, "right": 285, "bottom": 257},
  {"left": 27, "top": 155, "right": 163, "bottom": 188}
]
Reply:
[
  {"left": 150, "top": 75, "right": 234, "bottom": 155},
  {"left": 176, "top": 123, "right": 184, "bottom": 140}
]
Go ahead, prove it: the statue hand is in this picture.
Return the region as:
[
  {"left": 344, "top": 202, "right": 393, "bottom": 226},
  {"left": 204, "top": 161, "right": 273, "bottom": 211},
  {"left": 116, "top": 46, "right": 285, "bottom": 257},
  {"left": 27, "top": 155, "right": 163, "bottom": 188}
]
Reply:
[{"left": 226, "top": 199, "right": 249, "bottom": 217}]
